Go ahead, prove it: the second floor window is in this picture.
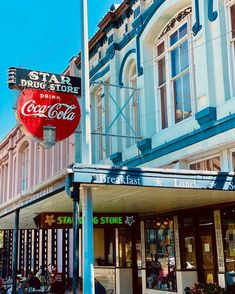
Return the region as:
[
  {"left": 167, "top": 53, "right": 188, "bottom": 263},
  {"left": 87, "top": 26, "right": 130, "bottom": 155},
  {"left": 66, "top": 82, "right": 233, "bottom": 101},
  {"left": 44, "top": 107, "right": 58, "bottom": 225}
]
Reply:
[
  {"left": 126, "top": 61, "right": 139, "bottom": 147},
  {"left": 189, "top": 156, "right": 221, "bottom": 171},
  {"left": 229, "top": 3, "right": 235, "bottom": 94},
  {"left": 155, "top": 10, "right": 193, "bottom": 130},
  {"left": 21, "top": 145, "right": 29, "bottom": 190},
  {"left": 95, "top": 88, "right": 104, "bottom": 161}
]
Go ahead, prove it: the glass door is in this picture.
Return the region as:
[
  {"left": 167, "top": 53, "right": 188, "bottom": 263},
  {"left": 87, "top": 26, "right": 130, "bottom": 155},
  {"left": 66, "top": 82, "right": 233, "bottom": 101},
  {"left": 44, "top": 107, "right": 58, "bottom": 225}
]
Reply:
[
  {"left": 198, "top": 227, "right": 217, "bottom": 284},
  {"left": 180, "top": 212, "right": 218, "bottom": 284}
]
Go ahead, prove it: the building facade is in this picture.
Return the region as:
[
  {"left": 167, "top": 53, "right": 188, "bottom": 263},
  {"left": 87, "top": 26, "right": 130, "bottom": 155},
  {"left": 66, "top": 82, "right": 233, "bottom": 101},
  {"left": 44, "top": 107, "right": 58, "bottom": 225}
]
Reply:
[{"left": 0, "top": 0, "right": 235, "bottom": 293}]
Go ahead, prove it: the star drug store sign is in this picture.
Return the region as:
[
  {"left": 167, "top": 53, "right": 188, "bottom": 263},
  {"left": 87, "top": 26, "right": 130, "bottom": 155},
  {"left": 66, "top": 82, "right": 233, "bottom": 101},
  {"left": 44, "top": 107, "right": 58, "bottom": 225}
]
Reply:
[{"left": 8, "top": 67, "right": 81, "bottom": 143}]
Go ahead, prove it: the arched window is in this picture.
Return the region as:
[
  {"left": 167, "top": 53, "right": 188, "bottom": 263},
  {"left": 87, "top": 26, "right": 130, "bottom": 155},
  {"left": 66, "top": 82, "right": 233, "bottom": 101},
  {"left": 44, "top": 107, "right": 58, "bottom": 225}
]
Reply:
[
  {"left": 125, "top": 60, "right": 139, "bottom": 147},
  {"left": 155, "top": 8, "right": 193, "bottom": 129},
  {"left": 19, "top": 141, "right": 29, "bottom": 191},
  {"left": 12, "top": 156, "right": 16, "bottom": 197},
  {"left": 94, "top": 87, "right": 105, "bottom": 161}
]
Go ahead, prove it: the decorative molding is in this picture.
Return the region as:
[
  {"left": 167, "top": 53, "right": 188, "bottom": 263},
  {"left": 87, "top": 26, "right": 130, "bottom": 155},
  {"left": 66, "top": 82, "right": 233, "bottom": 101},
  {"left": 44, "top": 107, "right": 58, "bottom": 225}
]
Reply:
[
  {"left": 195, "top": 107, "right": 217, "bottom": 126},
  {"left": 192, "top": 0, "right": 202, "bottom": 36},
  {"left": 208, "top": 0, "right": 218, "bottom": 22},
  {"left": 158, "top": 7, "right": 192, "bottom": 40},
  {"left": 135, "top": 0, "right": 165, "bottom": 77},
  {"left": 90, "top": 65, "right": 110, "bottom": 84},
  {"left": 110, "top": 152, "right": 122, "bottom": 165},
  {"left": 120, "top": 112, "right": 235, "bottom": 167},
  {"left": 137, "top": 138, "right": 151, "bottom": 155},
  {"left": 119, "top": 49, "right": 136, "bottom": 86}
]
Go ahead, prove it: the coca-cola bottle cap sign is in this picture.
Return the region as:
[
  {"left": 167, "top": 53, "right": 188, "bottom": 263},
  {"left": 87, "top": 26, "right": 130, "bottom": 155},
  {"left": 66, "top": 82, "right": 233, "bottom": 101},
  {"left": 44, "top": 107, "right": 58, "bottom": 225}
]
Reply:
[{"left": 17, "top": 89, "right": 81, "bottom": 141}]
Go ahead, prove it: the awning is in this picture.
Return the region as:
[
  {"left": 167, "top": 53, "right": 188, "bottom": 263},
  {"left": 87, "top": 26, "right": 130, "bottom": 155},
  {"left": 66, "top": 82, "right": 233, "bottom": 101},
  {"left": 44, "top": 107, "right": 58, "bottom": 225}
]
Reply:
[{"left": 0, "top": 164, "right": 235, "bottom": 229}]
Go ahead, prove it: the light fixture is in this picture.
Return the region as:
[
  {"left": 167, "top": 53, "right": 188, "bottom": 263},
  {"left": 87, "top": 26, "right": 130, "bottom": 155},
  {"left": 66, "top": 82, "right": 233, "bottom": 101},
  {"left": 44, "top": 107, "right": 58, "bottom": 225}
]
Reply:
[{"left": 40, "top": 125, "right": 56, "bottom": 149}]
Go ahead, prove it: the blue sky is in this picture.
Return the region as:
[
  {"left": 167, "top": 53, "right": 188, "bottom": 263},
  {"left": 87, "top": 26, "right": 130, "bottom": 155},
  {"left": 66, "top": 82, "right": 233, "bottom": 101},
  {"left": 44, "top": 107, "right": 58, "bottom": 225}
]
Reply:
[{"left": 0, "top": 0, "right": 121, "bottom": 140}]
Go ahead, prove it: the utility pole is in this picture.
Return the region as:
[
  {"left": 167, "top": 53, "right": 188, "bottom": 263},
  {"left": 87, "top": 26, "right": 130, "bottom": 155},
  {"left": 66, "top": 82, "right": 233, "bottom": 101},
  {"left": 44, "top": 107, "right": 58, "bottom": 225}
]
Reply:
[{"left": 80, "top": 0, "right": 94, "bottom": 293}]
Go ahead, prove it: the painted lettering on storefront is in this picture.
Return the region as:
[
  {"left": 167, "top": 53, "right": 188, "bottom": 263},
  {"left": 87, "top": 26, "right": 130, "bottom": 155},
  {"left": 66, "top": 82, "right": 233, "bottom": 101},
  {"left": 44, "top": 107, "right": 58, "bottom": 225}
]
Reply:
[
  {"left": 174, "top": 179, "right": 198, "bottom": 188},
  {"left": 98, "top": 174, "right": 141, "bottom": 185}
]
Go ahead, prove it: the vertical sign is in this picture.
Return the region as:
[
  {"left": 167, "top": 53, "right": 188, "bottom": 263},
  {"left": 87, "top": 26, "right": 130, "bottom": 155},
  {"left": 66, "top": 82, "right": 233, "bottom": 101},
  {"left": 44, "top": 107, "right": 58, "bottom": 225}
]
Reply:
[
  {"left": 214, "top": 210, "right": 225, "bottom": 272},
  {"left": 173, "top": 215, "right": 181, "bottom": 270}
]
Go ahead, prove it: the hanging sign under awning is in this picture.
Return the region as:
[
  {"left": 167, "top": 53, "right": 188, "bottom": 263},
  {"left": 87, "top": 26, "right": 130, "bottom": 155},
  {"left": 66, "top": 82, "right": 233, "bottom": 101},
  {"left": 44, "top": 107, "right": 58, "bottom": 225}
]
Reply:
[
  {"left": 8, "top": 67, "right": 81, "bottom": 95},
  {"left": 36, "top": 212, "right": 137, "bottom": 229}
]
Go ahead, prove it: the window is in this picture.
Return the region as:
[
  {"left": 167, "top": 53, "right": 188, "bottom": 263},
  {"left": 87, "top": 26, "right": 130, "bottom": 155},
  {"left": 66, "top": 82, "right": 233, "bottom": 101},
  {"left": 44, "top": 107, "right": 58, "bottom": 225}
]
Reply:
[
  {"left": 145, "top": 217, "right": 176, "bottom": 291},
  {"left": 222, "top": 207, "right": 235, "bottom": 291},
  {"left": 232, "top": 151, "right": 235, "bottom": 171},
  {"left": 228, "top": 2, "right": 235, "bottom": 94},
  {"left": 126, "top": 62, "right": 139, "bottom": 147},
  {"left": 155, "top": 10, "right": 193, "bottom": 129},
  {"left": 21, "top": 145, "right": 29, "bottom": 191},
  {"left": 118, "top": 228, "right": 132, "bottom": 267},
  {"left": 95, "top": 88, "right": 104, "bottom": 161},
  {"left": 190, "top": 156, "right": 221, "bottom": 171},
  {"left": 156, "top": 42, "right": 168, "bottom": 129},
  {"left": 134, "top": 6, "right": 141, "bottom": 19}
]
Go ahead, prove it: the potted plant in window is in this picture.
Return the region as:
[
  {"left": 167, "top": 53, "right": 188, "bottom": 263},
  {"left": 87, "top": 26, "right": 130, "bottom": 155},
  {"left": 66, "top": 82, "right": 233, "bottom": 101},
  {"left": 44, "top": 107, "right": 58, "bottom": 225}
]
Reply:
[{"left": 185, "top": 282, "right": 225, "bottom": 294}]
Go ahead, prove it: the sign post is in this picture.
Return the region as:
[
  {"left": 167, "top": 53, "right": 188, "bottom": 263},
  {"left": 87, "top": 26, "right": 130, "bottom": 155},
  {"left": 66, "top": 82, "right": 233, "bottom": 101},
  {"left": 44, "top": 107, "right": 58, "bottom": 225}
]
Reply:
[{"left": 80, "top": 0, "right": 94, "bottom": 293}]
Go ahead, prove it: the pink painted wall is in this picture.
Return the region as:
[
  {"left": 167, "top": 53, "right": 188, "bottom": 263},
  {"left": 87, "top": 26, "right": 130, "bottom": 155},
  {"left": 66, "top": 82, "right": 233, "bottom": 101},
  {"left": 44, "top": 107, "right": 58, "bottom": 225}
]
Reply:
[{"left": 0, "top": 125, "right": 75, "bottom": 204}]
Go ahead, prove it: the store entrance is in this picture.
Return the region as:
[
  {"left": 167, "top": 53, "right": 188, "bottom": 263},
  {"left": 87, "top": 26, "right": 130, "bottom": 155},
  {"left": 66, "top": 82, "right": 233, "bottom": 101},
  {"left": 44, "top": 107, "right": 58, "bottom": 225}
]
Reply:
[
  {"left": 197, "top": 225, "right": 217, "bottom": 284},
  {"left": 180, "top": 211, "right": 218, "bottom": 285}
]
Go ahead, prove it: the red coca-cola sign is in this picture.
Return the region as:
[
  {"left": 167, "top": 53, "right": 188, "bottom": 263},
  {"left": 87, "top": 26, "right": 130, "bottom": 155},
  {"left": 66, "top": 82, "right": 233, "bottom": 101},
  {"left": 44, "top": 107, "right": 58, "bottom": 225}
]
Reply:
[{"left": 16, "top": 89, "right": 81, "bottom": 141}]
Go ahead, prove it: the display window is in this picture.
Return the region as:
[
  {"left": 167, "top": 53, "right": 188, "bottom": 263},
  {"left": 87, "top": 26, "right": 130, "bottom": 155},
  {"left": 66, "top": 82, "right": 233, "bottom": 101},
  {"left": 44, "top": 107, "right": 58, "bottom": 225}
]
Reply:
[
  {"left": 118, "top": 228, "right": 132, "bottom": 267},
  {"left": 145, "top": 217, "right": 176, "bottom": 291},
  {"left": 222, "top": 207, "right": 235, "bottom": 294}
]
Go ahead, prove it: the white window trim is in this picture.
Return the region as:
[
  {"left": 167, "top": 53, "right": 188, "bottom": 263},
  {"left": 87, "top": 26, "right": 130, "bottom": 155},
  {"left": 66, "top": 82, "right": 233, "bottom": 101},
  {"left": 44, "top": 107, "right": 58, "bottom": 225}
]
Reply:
[
  {"left": 225, "top": 0, "right": 235, "bottom": 98},
  {"left": 188, "top": 153, "right": 221, "bottom": 170},
  {"left": 154, "top": 12, "right": 195, "bottom": 132},
  {"left": 95, "top": 87, "right": 105, "bottom": 162},
  {"left": 129, "top": 62, "right": 138, "bottom": 143},
  {"left": 228, "top": 147, "right": 235, "bottom": 171}
]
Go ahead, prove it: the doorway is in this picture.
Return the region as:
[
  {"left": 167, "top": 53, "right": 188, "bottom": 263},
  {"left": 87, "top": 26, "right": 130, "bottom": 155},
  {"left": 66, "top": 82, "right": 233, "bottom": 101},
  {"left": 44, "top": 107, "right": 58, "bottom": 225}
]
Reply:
[
  {"left": 180, "top": 212, "right": 218, "bottom": 284},
  {"left": 197, "top": 225, "right": 217, "bottom": 284}
]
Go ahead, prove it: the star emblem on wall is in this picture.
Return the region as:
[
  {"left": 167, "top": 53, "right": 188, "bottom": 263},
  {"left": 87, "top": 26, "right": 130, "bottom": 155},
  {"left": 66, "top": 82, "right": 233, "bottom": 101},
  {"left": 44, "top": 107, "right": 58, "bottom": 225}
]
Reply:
[
  {"left": 45, "top": 214, "right": 56, "bottom": 226},
  {"left": 154, "top": 178, "right": 162, "bottom": 186},
  {"left": 125, "top": 216, "right": 135, "bottom": 227}
]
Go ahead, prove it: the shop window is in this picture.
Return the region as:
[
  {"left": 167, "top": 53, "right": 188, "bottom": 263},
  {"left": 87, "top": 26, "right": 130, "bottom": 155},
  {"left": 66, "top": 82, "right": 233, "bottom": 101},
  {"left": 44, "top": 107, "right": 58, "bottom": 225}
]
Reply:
[
  {"left": 105, "top": 228, "right": 116, "bottom": 266},
  {"left": 180, "top": 215, "right": 197, "bottom": 270},
  {"left": 155, "top": 9, "right": 193, "bottom": 129},
  {"left": 118, "top": 228, "right": 132, "bottom": 267},
  {"left": 145, "top": 217, "right": 176, "bottom": 291},
  {"left": 222, "top": 207, "right": 235, "bottom": 292},
  {"left": 189, "top": 156, "right": 221, "bottom": 171},
  {"left": 184, "top": 236, "right": 197, "bottom": 269}
]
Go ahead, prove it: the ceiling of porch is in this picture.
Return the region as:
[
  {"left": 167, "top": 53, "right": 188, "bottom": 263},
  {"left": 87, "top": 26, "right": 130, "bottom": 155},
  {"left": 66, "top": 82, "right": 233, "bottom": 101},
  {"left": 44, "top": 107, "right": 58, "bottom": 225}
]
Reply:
[{"left": 0, "top": 184, "right": 234, "bottom": 229}]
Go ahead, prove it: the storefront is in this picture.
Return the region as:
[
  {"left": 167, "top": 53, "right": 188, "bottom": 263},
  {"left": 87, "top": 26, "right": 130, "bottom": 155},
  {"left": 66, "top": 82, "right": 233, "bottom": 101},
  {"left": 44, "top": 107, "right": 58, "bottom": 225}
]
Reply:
[{"left": 0, "top": 165, "right": 235, "bottom": 293}]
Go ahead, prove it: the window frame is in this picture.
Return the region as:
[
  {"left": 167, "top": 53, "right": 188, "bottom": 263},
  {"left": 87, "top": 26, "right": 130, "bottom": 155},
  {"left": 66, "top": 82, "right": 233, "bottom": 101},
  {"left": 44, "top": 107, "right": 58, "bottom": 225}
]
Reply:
[
  {"left": 95, "top": 87, "right": 105, "bottom": 162},
  {"left": 124, "top": 60, "right": 139, "bottom": 148},
  {"left": 21, "top": 143, "right": 29, "bottom": 191},
  {"left": 188, "top": 154, "right": 221, "bottom": 171},
  {"left": 154, "top": 10, "right": 195, "bottom": 131},
  {"left": 145, "top": 216, "right": 177, "bottom": 292},
  {"left": 129, "top": 62, "right": 139, "bottom": 144},
  {"left": 225, "top": 0, "right": 235, "bottom": 97}
]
